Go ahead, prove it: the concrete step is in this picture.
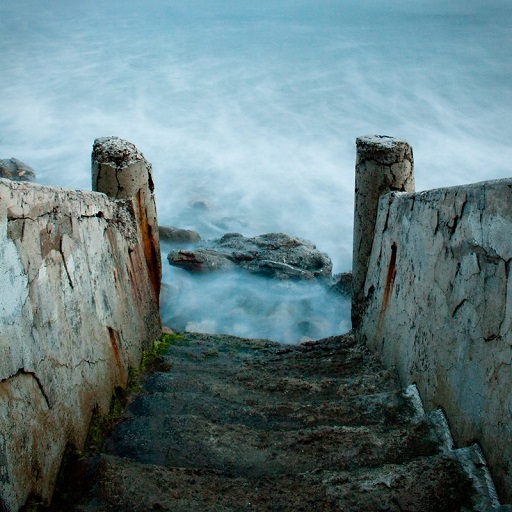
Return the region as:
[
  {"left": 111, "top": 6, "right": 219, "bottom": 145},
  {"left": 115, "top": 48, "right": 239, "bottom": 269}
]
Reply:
[
  {"left": 104, "top": 412, "right": 448, "bottom": 476},
  {"left": 50, "top": 332, "right": 501, "bottom": 511},
  {"left": 71, "top": 451, "right": 490, "bottom": 512},
  {"left": 120, "top": 387, "right": 419, "bottom": 429},
  {"left": 165, "top": 333, "right": 390, "bottom": 382}
]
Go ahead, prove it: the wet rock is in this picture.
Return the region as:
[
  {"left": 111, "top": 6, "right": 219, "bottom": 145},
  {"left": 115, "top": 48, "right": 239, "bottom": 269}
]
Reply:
[
  {"left": 190, "top": 199, "right": 211, "bottom": 210},
  {"left": 0, "top": 158, "right": 36, "bottom": 182},
  {"left": 169, "top": 249, "right": 235, "bottom": 272},
  {"left": 167, "top": 232, "right": 332, "bottom": 280},
  {"left": 159, "top": 225, "right": 201, "bottom": 244},
  {"left": 331, "top": 272, "right": 353, "bottom": 297}
]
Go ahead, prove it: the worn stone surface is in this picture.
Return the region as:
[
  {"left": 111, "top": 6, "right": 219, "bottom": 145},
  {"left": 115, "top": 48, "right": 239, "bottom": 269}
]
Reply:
[
  {"left": 53, "top": 332, "right": 497, "bottom": 511},
  {"left": 360, "top": 178, "right": 512, "bottom": 503},
  {"left": 330, "top": 271, "right": 353, "bottom": 297},
  {"left": 0, "top": 158, "right": 36, "bottom": 182},
  {"left": 92, "top": 136, "right": 161, "bottom": 301},
  {"left": 168, "top": 232, "right": 332, "bottom": 280},
  {"left": 352, "top": 135, "right": 414, "bottom": 328},
  {"left": 0, "top": 174, "right": 161, "bottom": 510},
  {"left": 159, "top": 225, "right": 201, "bottom": 244}
]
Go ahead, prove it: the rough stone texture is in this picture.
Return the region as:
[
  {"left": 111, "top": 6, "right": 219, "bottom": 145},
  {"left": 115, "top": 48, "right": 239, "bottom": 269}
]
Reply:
[
  {"left": 330, "top": 271, "right": 353, "bottom": 297},
  {"left": 53, "top": 332, "right": 497, "bottom": 511},
  {"left": 352, "top": 135, "right": 414, "bottom": 328},
  {"left": 92, "top": 136, "right": 161, "bottom": 301},
  {"left": 0, "top": 166, "right": 161, "bottom": 509},
  {"left": 168, "top": 232, "right": 333, "bottom": 280},
  {"left": 0, "top": 158, "right": 36, "bottom": 182},
  {"left": 159, "top": 225, "right": 201, "bottom": 244},
  {"left": 359, "top": 178, "right": 512, "bottom": 503}
]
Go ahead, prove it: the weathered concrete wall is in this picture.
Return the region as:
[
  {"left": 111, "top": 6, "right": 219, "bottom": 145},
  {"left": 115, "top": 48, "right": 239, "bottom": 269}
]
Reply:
[
  {"left": 351, "top": 135, "right": 414, "bottom": 329},
  {"left": 92, "top": 136, "right": 161, "bottom": 302},
  {"left": 0, "top": 138, "right": 161, "bottom": 511},
  {"left": 359, "top": 178, "right": 512, "bottom": 502}
]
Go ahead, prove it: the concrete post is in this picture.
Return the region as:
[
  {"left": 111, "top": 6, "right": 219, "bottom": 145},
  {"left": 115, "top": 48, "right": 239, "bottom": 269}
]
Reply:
[
  {"left": 351, "top": 135, "right": 414, "bottom": 329},
  {"left": 92, "top": 136, "right": 161, "bottom": 300}
]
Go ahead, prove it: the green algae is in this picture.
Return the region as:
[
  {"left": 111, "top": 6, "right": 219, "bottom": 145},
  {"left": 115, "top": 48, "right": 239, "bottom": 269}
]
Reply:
[
  {"left": 159, "top": 332, "right": 190, "bottom": 347},
  {"left": 127, "top": 333, "right": 183, "bottom": 391}
]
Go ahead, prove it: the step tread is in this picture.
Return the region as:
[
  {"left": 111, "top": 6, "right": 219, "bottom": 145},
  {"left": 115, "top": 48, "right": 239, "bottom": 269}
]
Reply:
[
  {"left": 73, "top": 452, "right": 479, "bottom": 512},
  {"left": 53, "top": 332, "right": 492, "bottom": 511}
]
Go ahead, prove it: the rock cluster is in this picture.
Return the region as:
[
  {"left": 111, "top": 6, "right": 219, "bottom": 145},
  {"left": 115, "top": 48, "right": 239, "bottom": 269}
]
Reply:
[
  {"left": 330, "top": 271, "right": 352, "bottom": 296},
  {"left": 0, "top": 158, "right": 36, "bottom": 182},
  {"left": 159, "top": 225, "right": 201, "bottom": 244},
  {"left": 167, "top": 232, "right": 332, "bottom": 280}
]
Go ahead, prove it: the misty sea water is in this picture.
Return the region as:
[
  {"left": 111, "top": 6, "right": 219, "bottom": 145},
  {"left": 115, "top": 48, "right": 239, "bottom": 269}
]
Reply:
[{"left": 1, "top": 0, "right": 511, "bottom": 342}]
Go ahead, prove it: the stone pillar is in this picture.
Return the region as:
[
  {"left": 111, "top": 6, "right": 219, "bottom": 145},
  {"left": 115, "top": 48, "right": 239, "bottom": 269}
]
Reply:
[
  {"left": 92, "top": 136, "right": 161, "bottom": 300},
  {"left": 351, "top": 135, "right": 414, "bottom": 329}
]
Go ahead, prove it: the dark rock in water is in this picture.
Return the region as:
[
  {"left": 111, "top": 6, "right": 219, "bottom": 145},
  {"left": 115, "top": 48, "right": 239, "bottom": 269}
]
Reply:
[
  {"left": 331, "top": 272, "right": 353, "bottom": 297},
  {"left": 159, "top": 225, "right": 201, "bottom": 244},
  {"left": 169, "top": 249, "right": 235, "bottom": 272},
  {"left": 190, "top": 199, "right": 211, "bottom": 210},
  {"left": 0, "top": 158, "right": 36, "bottom": 182},
  {"left": 168, "top": 232, "right": 332, "bottom": 280}
]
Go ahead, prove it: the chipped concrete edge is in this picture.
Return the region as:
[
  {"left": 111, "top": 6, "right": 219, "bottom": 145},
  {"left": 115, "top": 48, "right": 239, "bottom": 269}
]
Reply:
[{"left": 453, "top": 445, "right": 500, "bottom": 511}]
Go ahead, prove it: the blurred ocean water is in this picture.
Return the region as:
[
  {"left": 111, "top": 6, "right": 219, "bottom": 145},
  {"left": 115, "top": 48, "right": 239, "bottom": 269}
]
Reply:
[{"left": 1, "top": 0, "right": 510, "bottom": 342}]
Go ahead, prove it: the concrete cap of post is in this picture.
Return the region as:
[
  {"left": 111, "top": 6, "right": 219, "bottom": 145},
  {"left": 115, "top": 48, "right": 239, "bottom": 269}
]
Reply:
[
  {"left": 92, "top": 137, "right": 154, "bottom": 199},
  {"left": 356, "top": 135, "right": 413, "bottom": 166},
  {"left": 92, "top": 137, "right": 146, "bottom": 168}
]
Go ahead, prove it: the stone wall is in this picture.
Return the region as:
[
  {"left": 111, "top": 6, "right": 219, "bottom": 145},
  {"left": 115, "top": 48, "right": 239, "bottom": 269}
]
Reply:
[
  {"left": 0, "top": 138, "right": 161, "bottom": 511},
  {"left": 358, "top": 176, "right": 512, "bottom": 503}
]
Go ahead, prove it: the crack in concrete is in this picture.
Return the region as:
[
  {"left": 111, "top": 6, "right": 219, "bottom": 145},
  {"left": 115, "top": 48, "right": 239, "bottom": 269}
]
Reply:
[
  {"left": 452, "top": 299, "right": 468, "bottom": 318},
  {"left": 59, "top": 239, "right": 74, "bottom": 289},
  {"left": 0, "top": 369, "right": 51, "bottom": 409},
  {"left": 468, "top": 242, "right": 510, "bottom": 266},
  {"left": 8, "top": 211, "right": 107, "bottom": 223}
]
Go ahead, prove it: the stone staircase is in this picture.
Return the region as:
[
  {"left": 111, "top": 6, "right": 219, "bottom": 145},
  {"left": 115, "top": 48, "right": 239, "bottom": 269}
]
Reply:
[{"left": 53, "top": 332, "right": 501, "bottom": 511}]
